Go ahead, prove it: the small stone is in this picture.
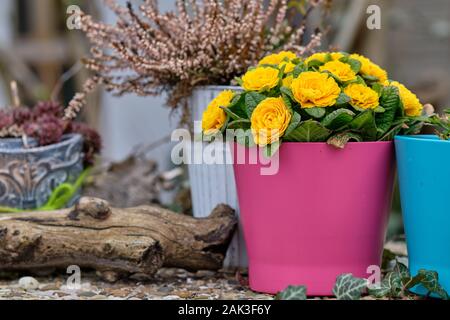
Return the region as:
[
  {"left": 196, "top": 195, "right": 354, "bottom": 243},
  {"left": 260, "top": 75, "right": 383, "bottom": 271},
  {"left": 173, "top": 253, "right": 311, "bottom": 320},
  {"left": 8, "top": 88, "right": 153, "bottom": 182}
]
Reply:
[
  {"left": 18, "top": 277, "right": 40, "bottom": 291},
  {"left": 78, "top": 291, "right": 97, "bottom": 298},
  {"left": 163, "top": 295, "right": 181, "bottom": 300},
  {"left": 195, "top": 270, "right": 216, "bottom": 278},
  {"left": 157, "top": 285, "right": 173, "bottom": 293}
]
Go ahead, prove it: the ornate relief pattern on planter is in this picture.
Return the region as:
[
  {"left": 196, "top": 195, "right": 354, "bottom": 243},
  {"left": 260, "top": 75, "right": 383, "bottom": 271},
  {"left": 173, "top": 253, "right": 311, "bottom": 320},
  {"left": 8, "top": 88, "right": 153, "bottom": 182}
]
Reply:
[{"left": 0, "top": 134, "right": 83, "bottom": 209}]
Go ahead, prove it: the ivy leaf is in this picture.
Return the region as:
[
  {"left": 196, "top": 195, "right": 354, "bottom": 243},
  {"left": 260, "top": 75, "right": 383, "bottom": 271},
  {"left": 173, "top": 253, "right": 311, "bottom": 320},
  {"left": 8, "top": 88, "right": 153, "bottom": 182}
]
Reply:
[
  {"left": 376, "top": 86, "right": 401, "bottom": 137},
  {"left": 327, "top": 132, "right": 362, "bottom": 149},
  {"left": 335, "top": 93, "right": 351, "bottom": 107},
  {"left": 350, "top": 110, "right": 378, "bottom": 140},
  {"left": 368, "top": 271, "right": 403, "bottom": 298},
  {"left": 414, "top": 270, "right": 449, "bottom": 300},
  {"left": 333, "top": 274, "right": 367, "bottom": 300},
  {"left": 284, "top": 112, "right": 301, "bottom": 137},
  {"left": 244, "top": 92, "right": 266, "bottom": 118},
  {"left": 304, "top": 107, "right": 326, "bottom": 119},
  {"left": 263, "top": 141, "right": 281, "bottom": 158},
  {"left": 321, "top": 109, "right": 355, "bottom": 130},
  {"left": 276, "top": 285, "right": 307, "bottom": 300},
  {"left": 284, "top": 120, "right": 331, "bottom": 142}
]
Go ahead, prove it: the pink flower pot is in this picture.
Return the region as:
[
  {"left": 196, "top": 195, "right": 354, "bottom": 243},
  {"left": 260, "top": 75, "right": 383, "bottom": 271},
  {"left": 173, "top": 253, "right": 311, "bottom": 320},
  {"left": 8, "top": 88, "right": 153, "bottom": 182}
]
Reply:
[{"left": 232, "top": 142, "right": 395, "bottom": 296}]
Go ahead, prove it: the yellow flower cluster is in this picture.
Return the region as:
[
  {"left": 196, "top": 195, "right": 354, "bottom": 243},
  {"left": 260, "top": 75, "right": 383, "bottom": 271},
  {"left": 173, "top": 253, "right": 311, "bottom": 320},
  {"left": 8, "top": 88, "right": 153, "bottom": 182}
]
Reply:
[
  {"left": 344, "top": 84, "right": 379, "bottom": 110},
  {"left": 350, "top": 54, "right": 388, "bottom": 83},
  {"left": 202, "top": 51, "right": 425, "bottom": 146},
  {"left": 291, "top": 71, "right": 341, "bottom": 108},
  {"left": 386, "top": 81, "right": 423, "bottom": 116},
  {"left": 201, "top": 90, "right": 234, "bottom": 134},
  {"left": 251, "top": 97, "right": 292, "bottom": 145},
  {"left": 320, "top": 60, "right": 357, "bottom": 82},
  {"left": 242, "top": 67, "right": 280, "bottom": 92}
]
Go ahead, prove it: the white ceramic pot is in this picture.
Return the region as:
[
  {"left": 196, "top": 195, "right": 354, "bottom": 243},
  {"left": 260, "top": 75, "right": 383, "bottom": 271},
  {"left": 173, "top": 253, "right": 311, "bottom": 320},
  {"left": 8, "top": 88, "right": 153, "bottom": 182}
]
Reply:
[{"left": 189, "top": 85, "right": 247, "bottom": 268}]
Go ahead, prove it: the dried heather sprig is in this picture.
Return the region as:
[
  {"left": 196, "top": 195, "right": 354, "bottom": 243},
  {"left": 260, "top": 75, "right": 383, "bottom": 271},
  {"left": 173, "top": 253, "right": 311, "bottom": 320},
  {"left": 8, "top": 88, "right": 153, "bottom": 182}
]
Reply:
[{"left": 78, "top": 0, "right": 325, "bottom": 122}]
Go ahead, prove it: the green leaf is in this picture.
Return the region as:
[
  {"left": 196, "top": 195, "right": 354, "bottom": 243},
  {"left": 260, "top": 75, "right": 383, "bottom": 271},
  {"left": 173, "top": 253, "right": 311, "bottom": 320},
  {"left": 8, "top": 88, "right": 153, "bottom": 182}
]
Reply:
[
  {"left": 307, "top": 59, "right": 324, "bottom": 69},
  {"left": 227, "top": 119, "right": 251, "bottom": 130},
  {"left": 280, "top": 86, "right": 295, "bottom": 102},
  {"left": 335, "top": 93, "right": 351, "bottom": 107},
  {"left": 362, "top": 75, "right": 380, "bottom": 83},
  {"left": 368, "top": 271, "right": 403, "bottom": 298},
  {"left": 321, "top": 109, "right": 355, "bottom": 130},
  {"left": 347, "top": 58, "right": 362, "bottom": 73},
  {"left": 234, "top": 129, "right": 256, "bottom": 148},
  {"left": 293, "top": 62, "right": 306, "bottom": 78},
  {"left": 221, "top": 106, "right": 242, "bottom": 121},
  {"left": 234, "top": 77, "right": 243, "bottom": 86},
  {"left": 227, "top": 93, "right": 248, "bottom": 119},
  {"left": 263, "top": 141, "right": 281, "bottom": 158},
  {"left": 284, "top": 120, "right": 331, "bottom": 142},
  {"left": 333, "top": 274, "right": 367, "bottom": 300},
  {"left": 374, "top": 106, "right": 385, "bottom": 113},
  {"left": 414, "top": 270, "right": 449, "bottom": 300},
  {"left": 327, "top": 132, "right": 362, "bottom": 149},
  {"left": 281, "top": 93, "right": 293, "bottom": 114},
  {"left": 244, "top": 92, "right": 266, "bottom": 118},
  {"left": 276, "top": 285, "right": 307, "bottom": 300},
  {"left": 285, "top": 112, "right": 301, "bottom": 136},
  {"left": 304, "top": 107, "right": 326, "bottom": 119},
  {"left": 376, "top": 86, "right": 401, "bottom": 137},
  {"left": 350, "top": 110, "right": 378, "bottom": 140}
]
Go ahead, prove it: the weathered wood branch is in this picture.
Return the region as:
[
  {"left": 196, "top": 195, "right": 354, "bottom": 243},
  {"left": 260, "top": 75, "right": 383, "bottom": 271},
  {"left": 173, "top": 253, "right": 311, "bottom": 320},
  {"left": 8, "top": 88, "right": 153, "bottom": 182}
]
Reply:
[{"left": 0, "top": 197, "right": 237, "bottom": 278}]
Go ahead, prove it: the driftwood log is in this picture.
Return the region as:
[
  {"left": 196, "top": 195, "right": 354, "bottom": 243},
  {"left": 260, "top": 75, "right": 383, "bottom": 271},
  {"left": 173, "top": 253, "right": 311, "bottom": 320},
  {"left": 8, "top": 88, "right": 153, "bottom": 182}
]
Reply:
[{"left": 0, "top": 197, "right": 237, "bottom": 279}]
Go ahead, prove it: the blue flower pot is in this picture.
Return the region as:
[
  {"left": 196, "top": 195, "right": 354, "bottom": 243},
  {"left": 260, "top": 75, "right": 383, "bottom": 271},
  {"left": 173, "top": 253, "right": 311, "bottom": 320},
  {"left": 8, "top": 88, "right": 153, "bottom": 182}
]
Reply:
[
  {"left": 395, "top": 135, "right": 450, "bottom": 296},
  {"left": 0, "top": 134, "right": 83, "bottom": 210}
]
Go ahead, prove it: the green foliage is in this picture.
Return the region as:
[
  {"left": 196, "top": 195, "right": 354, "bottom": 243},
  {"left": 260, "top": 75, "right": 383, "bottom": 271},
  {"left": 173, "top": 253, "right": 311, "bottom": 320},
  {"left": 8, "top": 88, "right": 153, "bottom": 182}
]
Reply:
[
  {"left": 376, "top": 86, "right": 401, "bottom": 137},
  {"left": 276, "top": 285, "right": 307, "bottom": 300},
  {"left": 245, "top": 92, "right": 266, "bottom": 118},
  {"left": 349, "top": 111, "right": 378, "bottom": 140},
  {"left": 303, "top": 107, "right": 326, "bottom": 119},
  {"left": 284, "top": 120, "right": 331, "bottom": 142},
  {"left": 321, "top": 109, "right": 355, "bottom": 130},
  {"left": 333, "top": 274, "right": 367, "bottom": 300}
]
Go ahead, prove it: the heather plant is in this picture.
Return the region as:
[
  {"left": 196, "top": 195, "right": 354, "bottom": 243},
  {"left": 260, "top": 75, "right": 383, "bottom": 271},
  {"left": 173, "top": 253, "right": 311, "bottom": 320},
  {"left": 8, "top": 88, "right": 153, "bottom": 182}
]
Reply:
[{"left": 74, "top": 0, "right": 328, "bottom": 123}]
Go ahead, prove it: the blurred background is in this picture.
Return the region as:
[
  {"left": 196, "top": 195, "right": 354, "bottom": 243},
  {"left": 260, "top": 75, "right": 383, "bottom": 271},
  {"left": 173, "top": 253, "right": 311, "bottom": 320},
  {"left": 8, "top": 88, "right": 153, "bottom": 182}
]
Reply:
[{"left": 0, "top": 0, "right": 448, "bottom": 233}]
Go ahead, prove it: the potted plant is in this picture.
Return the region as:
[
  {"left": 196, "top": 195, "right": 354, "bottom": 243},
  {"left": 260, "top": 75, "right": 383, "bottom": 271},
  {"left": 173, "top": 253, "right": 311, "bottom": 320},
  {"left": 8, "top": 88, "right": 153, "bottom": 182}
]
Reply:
[
  {"left": 77, "top": 0, "right": 328, "bottom": 267},
  {"left": 395, "top": 109, "right": 450, "bottom": 296},
  {"left": 0, "top": 83, "right": 101, "bottom": 211},
  {"left": 201, "top": 51, "right": 425, "bottom": 295}
]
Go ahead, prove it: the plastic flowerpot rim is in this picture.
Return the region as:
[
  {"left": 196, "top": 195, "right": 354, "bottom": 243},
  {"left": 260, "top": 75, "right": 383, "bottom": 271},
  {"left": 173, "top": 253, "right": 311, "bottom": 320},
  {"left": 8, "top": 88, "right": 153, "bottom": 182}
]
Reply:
[{"left": 395, "top": 134, "right": 450, "bottom": 144}]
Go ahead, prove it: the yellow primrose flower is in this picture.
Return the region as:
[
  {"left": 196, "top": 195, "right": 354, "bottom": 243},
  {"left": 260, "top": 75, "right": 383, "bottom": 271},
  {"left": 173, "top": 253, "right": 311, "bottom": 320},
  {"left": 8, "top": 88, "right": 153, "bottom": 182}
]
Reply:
[
  {"left": 282, "top": 75, "right": 294, "bottom": 88},
  {"left": 344, "top": 84, "right": 379, "bottom": 110},
  {"left": 350, "top": 54, "right": 388, "bottom": 83},
  {"left": 320, "top": 60, "right": 357, "bottom": 82},
  {"left": 259, "top": 51, "right": 297, "bottom": 65},
  {"left": 201, "top": 90, "right": 234, "bottom": 134},
  {"left": 386, "top": 80, "right": 423, "bottom": 116},
  {"left": 304, "top": 52, "right": 344, "bottom": 65},
  {"left": 291, "top": 71, "right": 341, "bottom": 108},
  {"left": 251, "top": 97, "right": 292, "bottom": 146},
  {"left": 242, "top": 67, "right": 280, "bottom": 92},
  {"left": 280, "top": 61, "right": 296, "bottom": 73}
]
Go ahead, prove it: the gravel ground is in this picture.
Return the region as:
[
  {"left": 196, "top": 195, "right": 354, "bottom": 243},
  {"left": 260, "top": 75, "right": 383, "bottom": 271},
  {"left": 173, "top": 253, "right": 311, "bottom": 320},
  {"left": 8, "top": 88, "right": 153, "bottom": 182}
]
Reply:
[{"left": 0, "top": 241, "right": 408, "bottom": 300}]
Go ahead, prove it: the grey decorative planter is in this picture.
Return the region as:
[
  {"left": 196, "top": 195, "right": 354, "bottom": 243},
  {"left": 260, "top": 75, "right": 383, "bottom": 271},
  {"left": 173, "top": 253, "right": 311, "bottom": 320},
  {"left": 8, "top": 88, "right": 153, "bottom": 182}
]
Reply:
[
  {"left": 189, "top": 85, "right": 247, "bottom": 268},
  {"left": 0, "top": 134, "right": 84, "bottom": 210}
]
